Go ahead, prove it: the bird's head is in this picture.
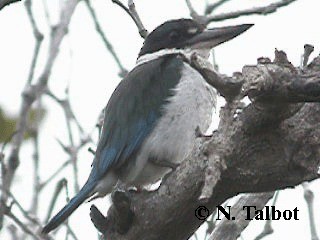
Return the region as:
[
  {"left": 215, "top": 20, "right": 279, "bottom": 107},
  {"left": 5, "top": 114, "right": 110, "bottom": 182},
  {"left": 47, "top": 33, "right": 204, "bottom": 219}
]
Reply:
[{"left": 138, "top": 19, "right": 253, "bottom": 60}]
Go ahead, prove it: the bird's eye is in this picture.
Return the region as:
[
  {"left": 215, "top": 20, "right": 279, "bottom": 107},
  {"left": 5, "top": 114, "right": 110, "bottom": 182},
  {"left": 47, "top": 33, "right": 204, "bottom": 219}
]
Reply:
[{"left": 169, "top": 31, "right": 180, "bottom": 40}]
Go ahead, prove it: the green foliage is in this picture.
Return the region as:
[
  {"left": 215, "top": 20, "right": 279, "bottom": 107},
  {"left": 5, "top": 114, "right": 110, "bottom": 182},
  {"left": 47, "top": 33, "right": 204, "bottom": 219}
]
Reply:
[
  {"left": 0, "top": 106, "right": 46, "bottom": 143},
  {"left": 0, "top": 107, "right": 16, "bottom": 143}
]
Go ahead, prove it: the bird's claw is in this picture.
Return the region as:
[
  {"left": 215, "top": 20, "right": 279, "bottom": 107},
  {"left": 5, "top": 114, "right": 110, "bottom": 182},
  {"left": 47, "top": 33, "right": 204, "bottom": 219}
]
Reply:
[{"left": 195, "top": 126, "right": 212, "bottom": 138}]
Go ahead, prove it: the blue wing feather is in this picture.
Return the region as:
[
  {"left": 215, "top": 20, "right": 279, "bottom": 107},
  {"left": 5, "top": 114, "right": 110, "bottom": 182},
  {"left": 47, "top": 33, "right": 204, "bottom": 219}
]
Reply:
[
  {"left": 42, "top": 55, "right": 184, "bottom": 234},
  {"left": 91, "top": 55, "right": 183, "bottom": 180}
]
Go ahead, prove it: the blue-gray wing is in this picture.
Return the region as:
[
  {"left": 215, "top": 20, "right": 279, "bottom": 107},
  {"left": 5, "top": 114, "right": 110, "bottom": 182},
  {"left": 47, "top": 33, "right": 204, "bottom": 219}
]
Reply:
[{"left": 90, "top": 55, "right": 184, "bottom": 180}]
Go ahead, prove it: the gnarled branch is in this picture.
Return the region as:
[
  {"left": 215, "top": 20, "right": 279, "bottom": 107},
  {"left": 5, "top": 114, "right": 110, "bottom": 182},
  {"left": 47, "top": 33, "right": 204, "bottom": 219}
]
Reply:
[{"left": 90, "top": 50, "right": 320, "bottom": 240}]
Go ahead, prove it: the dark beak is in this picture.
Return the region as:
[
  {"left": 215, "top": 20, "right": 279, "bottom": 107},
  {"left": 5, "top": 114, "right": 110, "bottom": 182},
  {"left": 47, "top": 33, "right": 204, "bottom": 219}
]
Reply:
[{"left": 186, "top": 24, "right": 253, "bottom": 49}]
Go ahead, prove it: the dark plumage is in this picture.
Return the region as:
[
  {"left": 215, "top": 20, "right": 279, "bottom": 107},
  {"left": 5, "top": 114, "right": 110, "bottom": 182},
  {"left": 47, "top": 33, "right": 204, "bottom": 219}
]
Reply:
[
  {"left": 139, "top": 19, "right": 204, "bottom": 57},
  {"left": 43, "top": 18, "right": 253, "bottom": 234},
  {"left": 42, "top": 55, "right": 184, "bottom": 234}
]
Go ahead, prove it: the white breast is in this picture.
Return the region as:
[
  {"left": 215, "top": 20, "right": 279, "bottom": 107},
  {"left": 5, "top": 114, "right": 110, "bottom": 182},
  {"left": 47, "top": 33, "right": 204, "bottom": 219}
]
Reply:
[{"left": 124, "top": 62, "right": 217, "bottom": 185}]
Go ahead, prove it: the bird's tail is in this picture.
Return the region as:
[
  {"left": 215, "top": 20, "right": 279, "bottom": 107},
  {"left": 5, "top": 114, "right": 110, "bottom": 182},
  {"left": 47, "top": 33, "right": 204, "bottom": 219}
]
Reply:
[{"left": 42, "top": 180, "right": 96, "bottom": 234}]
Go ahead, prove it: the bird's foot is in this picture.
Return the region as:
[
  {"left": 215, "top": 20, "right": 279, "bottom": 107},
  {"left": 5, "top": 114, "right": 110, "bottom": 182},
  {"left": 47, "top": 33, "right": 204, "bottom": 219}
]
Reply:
[
  {"left": 195, "top": 126, "right": 212, "bottom": 139},
  {"left": 127, "top": 186, "right": 151, "bottom": 194},
  {"left": 90, "top": 204, "right": 108, "bottom": 234},
  {"left": 111, "top": 190, "right": 134, "bottom": 234},
  {"left": 150, "top": 158, "right": 179, "bottom": 170},
  {"left": 90, "top": 190, "right": 134, "bottom": 235}
]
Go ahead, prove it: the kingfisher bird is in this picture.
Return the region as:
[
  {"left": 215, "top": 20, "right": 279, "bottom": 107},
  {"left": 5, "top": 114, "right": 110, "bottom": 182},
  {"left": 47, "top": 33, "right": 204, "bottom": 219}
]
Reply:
[{"left": 43, "top": 19, "right": 252, "bottom": 234}]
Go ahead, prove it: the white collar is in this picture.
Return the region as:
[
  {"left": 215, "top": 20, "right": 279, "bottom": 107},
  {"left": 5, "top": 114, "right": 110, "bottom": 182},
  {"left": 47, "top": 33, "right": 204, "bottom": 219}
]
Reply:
[
  {"left": 136, "top": 49, "right": 187, "bottom": 66},
  {"left": 136, "top": 48, "right": 210, "bottom": 67}
]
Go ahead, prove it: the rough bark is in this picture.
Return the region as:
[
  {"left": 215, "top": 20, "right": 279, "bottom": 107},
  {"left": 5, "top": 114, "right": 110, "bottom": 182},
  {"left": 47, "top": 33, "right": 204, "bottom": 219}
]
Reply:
[{"left": 89, "top": 51, "right": 320, "bottom": 240}]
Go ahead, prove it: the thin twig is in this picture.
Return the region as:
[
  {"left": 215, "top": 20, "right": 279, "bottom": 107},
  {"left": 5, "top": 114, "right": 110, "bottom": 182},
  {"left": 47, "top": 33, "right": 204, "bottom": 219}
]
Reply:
[
  {"left": 40, "top": 160, "right": 71, "bottom": 190},
  {"left": 185, "top": 0, "right": 208, "bottom": 24},
  {"left": 41, "top": 0, "right": 52, "bottom": 28},
  {"left": 46, "top": 90, "right": 86, "bottom": 136},
  {"left": 209, "top": 192, "right": 275, "bottom": 240},
  {"left": 211, "top": 49, "right": 219, "bottom": 72},
  {"left": 85, "top": 0, "right": 128, "bottom": 77},
  {"left": 70, "top": 148, "right": 80, "bottom": 193},
  {"left": 127, "top": 0, "right": 148, "bottom": 38},
  {"left": 205, "top": 0, "right": 298, "bottom": 23},
  {"left": 30, "top": 132, "right": 40, "bottom": 213},
  {"left": 62, "top": 180, "right": 80, "bottom": 240},
  {"left": 302, "top": 183, "right": 319, "bottom": 240},
  {"left": 29, "top": 101, "right": 43, "bottom": 217},
  {"left": 254, "top": 191, "right": 279, "bottom": 240},
  {"left": 24, "top": 0, "right": 44, "bottom": 85},
  {"left": 112, "top": 0, "right": 148, "bottom": 38},
  {"left": 65, "top": 224, "right": 79, "bottom": 240},
  {"left": 46, "top": 89, "right": 95, "bottom": 192},
  {"left": 205, "top": 0, "right": 232, "bottom": 15},
  {"left": 7, "top": 224, "right": 19, "bottom": 240},
  {"left": 0, "top": 185, "right": 40, "bottom": 225},
  {"left": 45, "top": 178, "right": 67, "bottom": 222},
  {"left": 0, "top": 0, "right": 80, "bottom": 228},
  {"left": 204, "top": 214, "right": 216, "bottom": 240},
  {"left": 3, "top": 203, "right": 44, "bottom": 240}
]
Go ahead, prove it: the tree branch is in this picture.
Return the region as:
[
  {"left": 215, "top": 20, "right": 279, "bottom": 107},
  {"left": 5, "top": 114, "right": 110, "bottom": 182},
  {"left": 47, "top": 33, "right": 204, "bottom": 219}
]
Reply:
[
  {"left": 0, "top": 0, "right": 80, "bottom": 229},
  {"left": 24, "top": 0, "right": 44, "bottom": 85},
  {"left": 205, "top": 0, "right": 298, "bottom": 23},
  {"left": 112, "top": 0, "right": 148, "bottom": 38},
  {"left": 208, "top": 192, "right": 274, "bottom": 240},
  {"left": 85, "top": 0, "right": 128, "bottom": 77},
  {"left": 90, "top": 50, "right": 320, "bottom": 240},
  {"left": 186, "top": 0, "right": 298, "bottom": 25},
  {"left": 254, "top": 191, "right": 279, "bottom": 240},
  {"left": 302, "top": 183, "right": 319, "bottom": 240},
  {"left": 205, "top": 0, "right": 232, "bottom": 15}
]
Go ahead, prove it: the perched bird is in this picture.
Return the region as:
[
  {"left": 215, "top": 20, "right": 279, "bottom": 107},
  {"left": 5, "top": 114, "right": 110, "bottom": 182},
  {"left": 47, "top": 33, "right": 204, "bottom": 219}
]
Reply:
[{"left": 43, "top": 18, "right": 252, "bottom": 234}]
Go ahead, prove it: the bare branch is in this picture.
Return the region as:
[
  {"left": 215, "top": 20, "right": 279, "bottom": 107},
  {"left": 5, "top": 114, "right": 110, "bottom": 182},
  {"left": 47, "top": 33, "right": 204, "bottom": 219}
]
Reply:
[
  {"left": 39, "top": 89, "right": 92, "bottom": 194},
  {"left": 85, "top": 0, "right": 128, "bottom": 77},
  {"left": 187, "top": 0, "right": 299, "bottom": 25},
  {"left": 29, "top": 126, "right": 41, "bottom": 216},
  {"left": 45, "top": 178, "right": 68, "bottom": 222},
  {"left": 4, "top": 204, "right": 42, "bottom": 240},
  {"left": 302, "top": 183, "right": 319, "bottom": 240},
  {"left": 7, "top": 224, "right": 19, "bottom": 240},
  {"left": 65, "top": 224, "right": 80, "bottom": 240},
  {"left": 242, "top": 56, "right": 320, "bottom": 103},
  {"left": 127, "top": 0, "right": 148, "bottom": 38},
  {"left": 0, "top": 0, "right": 80, "bottom": 228},
  {"left": 112, "top": 0, "right": 148, "bottom": 38},
  {"left": 98, "top": 50, "right": 320, "bottom": 240},
  {"left": 205, "top": 0, "right": 232, "bottom": 15},
  {"left": 46, "top": 88, "right": 90, "bottom": 192},
  {"left": 208, "top": 192, "right": 274, "bottom": 240},
  {"left": 0, "top": 185, "right": 40, "bottom": 225},
  {"left": 12, "top": 1, "right": 44, "bottom": 219},
  {"left": 41, "top": 0, "right": 52, "bottom": 28},
  {"left": 40, "top": 160, "right": 71, "bottom": 190},
  {"left": 24, "top": 0, "right": 44, "bottom": 84},
  {"left": 188, "top": 53, "right": 243, "bottom": 101},
  {"left": 185, "top": 0, "right": 208, "bottom": 25},
  {"left": 254, "top": 191, "right": 279, "bottom": 240},
  {"left": 205, "top": 0, "right": 298, "bottom": 23},
  {"left": 46, "top": 90, "right": 87, "bottom": 137}
]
